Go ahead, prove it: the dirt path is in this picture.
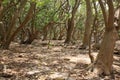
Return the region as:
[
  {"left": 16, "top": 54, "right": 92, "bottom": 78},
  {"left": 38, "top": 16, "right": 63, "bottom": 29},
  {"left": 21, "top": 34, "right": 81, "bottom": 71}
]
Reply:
[{"left": 0, "top": 40, "right": 120, "bottom": 80}]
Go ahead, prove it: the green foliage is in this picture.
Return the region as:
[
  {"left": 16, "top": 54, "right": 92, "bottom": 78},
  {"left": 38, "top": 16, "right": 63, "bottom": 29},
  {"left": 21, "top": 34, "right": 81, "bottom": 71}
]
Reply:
[
  {"left": 69, "top": 0, "right": 75, "bottom": 7},
  {"left": 2, "top": 0, "right": 9, "bottom": 6},
  {"left": 1, "top": 0, "right": 108, "bottom": 40}
]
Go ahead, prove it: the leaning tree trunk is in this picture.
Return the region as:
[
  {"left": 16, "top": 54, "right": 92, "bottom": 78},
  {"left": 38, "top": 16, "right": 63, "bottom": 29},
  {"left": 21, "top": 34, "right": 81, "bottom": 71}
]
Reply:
[{"left": 0, "top": 2, "right": 35, "bottom": 49}]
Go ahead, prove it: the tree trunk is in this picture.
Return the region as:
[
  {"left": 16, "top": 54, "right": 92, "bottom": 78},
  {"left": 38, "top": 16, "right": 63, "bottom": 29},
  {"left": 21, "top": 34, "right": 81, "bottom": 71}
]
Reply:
[
  {"left": 93, "top": 0, "right": 116, "bottom": 76},
  {"left": 94, "top": 29, "right": 116, "bottom": 75},
  {"left": 82, "top": 0, "right": 93, "bottom": 48},
  {"left": 42, "top": 21, "right": 55, "bottom": 41},
  {"left": 0, "top": 0, "right": 3, "bottom": 16},
  {"left": 0, "top": 2, "right": 35, "bottom": 49},
  {"left": 65, "top": 18, "right": 74, "bottom": 43},
  {"left": 65, "top": 0, "right": 80, "bottom": 43},
  {"left": 58, "top": 26, "right": 65, "bottom": 40}
]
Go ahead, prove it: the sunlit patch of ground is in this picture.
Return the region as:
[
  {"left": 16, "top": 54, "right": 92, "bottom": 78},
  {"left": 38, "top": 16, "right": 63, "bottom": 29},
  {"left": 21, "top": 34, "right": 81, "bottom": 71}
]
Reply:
[{"left": 62, "top": 54, "right": 91, "bottom": 64}]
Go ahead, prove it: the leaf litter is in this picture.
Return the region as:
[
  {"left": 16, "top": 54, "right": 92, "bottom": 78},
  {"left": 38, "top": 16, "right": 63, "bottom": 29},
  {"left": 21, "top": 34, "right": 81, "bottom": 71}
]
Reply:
[{"left": 0, "top": 39, "right": 120, "bottom": 80}]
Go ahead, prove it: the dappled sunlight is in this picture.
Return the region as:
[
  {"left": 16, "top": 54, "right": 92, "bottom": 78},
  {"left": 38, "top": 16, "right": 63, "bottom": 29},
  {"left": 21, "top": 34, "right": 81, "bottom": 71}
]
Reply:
[
  {"left": 0, "top": 0, "right": 120, "bottom": 79},
  {"left": 62, "top": 54, "right": 91, "bottom": 64},
  {"left": 51, "top": 46, "right": 63, "bottom": 52},
  {"left": 13, "top": 57, "right": 28, "bottom": 63},
  {"left": 49, "top": 72, "right": 68, "bottom": 79},
  {"left": 0, "top": 40, "right": 120, "bottom": 79}
]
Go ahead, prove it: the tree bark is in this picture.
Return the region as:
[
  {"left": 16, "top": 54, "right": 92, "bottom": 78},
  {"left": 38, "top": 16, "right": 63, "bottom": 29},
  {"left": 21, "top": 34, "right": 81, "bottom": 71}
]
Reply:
[
  {"left": 82, "top": 0, "right": 93, "bottom": 48},
  {"left": 0, "top": 0, "right": 3, "bottom": 16},
  {"left": 93, "top": 0, "right": 116, "bottom": 76},
  {"left": 65, "top": 0, "right": 80, "bottom": 43},
  {"left": 0, "top": 2, "right": 35, "bottom": 49}
]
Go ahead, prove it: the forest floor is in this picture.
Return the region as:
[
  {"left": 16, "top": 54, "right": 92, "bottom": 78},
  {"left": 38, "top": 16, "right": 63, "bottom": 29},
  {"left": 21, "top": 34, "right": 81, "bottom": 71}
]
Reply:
[{"left": 0, "top": 39, "right": 120, "bottom": 80}]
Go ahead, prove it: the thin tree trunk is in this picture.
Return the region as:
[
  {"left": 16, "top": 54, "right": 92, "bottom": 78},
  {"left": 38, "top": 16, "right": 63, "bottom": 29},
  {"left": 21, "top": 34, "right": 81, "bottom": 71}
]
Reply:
[
  {"left": 6, "top": 0, "right": 27, "bottom": 41},
  {"left": 82, "top": 0, "right": 93, "bottom": 48},
  {"left": 65, "top": 0, "right": 80, "bottom": 43},
  {"left": 1, "top": 2, "right": 35, "bottom": 49},
  {"left": 42, "top": 21, "right": 55, "bottom": 41},
  {"left": 0, "top": 0, "right": 3, "bottom": 16}
]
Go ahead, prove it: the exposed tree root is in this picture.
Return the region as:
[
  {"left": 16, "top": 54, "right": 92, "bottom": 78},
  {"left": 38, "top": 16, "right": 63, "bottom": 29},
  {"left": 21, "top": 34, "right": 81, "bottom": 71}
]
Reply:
[{"left": 81, "top": 62, "right": 115, "bottom": 79}]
